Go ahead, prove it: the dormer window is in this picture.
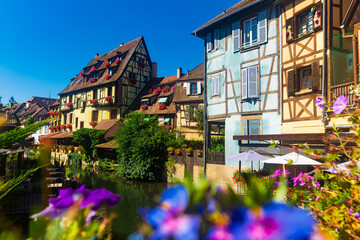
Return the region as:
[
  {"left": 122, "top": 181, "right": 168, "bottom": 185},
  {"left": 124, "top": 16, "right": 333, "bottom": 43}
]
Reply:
[
  {"left": 93, "top": 73, "right": 98, "bottom": 79},
  {"left": 109, "top": 69, "right": 113, "bottom": 75}
]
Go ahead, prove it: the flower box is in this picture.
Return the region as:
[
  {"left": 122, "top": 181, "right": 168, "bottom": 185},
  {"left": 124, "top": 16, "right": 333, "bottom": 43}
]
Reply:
[
  {"left": 130, "top": 79, "right": 137, "bottom": 86},
  {"left": 54, "top": 111, "right": 60, "bottom": 116},
  {"left": 90, "top": 99, "right": 98, "bottom": 105},
  {"left": 66, "top": 145, "right": 74, "bottom": 152},
  {"left": 165, "top": 125, "right": 173, "bottom": 131},
  {"left": 162, "top": 86, "right": 170, "bottom": 93},
  {"left": 90, "top": 66, "right": 95, "bottom": 73},
  {"left": 175, "top": 149, "right": 182, "bottom": 155},
  {"left": 140, "top": 104, "right": 149, "bottom": 111},
  {"left": 105, "top": 74, "right": 111, "bottom": 80},
  {"left": 196, "top": 150, "right": 202, "bottom": 157},
  {"left": 60, "top": 125, "right": 66, "bottom": 130},
  {"left": 105, "top": 96, "right": 112, "bottom": 102},
  {"left": 153, "top": 88, "right": 161, "bottom": 94},
  {"left": 56, "top": 98, "right": 60, "bottom": 103},
  {"left": 158, "top": 103, "right": 166, "bottom": 110},
  {"left": 66, "top": 102, "right": 73, "bottom": 108},
  {"left": 80, "top": 71, "right": 85, "bottom": 76},
  {"left": 171, "top": 85, "right": 176, "bottom": 92},
  {"left": 167, "top": 147, "right": 174, "bottom": 155},
  {"left": 89, "top": 78, "right": 98, "bottom": 83},
  {"left": 115, "top": 57, "right": 120, "bottom": 65},
  {"left": 104, "top": 62, "right": 111, "bottom": 68},
  {"left": 185, "top": 148, "right": 193, "bottom": 156},
  {"left": 89, "top": 121, "right": 98, "bottom": 127},
  {"left": 66, "top": 124, "right": 72, "bottom": 129},
  {"left": 54, "top": 126, "right": 58, "bottom": 131}
]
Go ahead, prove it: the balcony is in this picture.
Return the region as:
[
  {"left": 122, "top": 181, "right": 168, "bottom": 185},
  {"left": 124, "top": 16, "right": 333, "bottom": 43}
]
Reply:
[{"left": 330, "top": 82, "right": 354, "bottom": 107}]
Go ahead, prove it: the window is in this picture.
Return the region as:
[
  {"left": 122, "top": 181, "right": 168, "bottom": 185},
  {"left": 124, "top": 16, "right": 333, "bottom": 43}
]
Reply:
[
  {"left": 93, "top": 90, "right": 98, "bottom": 100},
  {"left": 92, "top": 110, "right": 99, "bottom": 122},
  {"left": 109, "top": 68, "right": 113, "bottom": 75},
  {"left": 211, "top": 76, "right": 220, "bottom": 97},
  {"left": 185, "top": 105, "right": 197, "bottom": 122},
  {"left": 190, "top": 83, "right": 197, "bottom": 95},
  {"left": 77, "top": 98, "right": 80, "bottom": 109},
  {"left": 129, "top": 72, "right": 136, "bottom": 79},
  {"left": 93, "top": 73, "right": 98, "bottom": 79},
  {"left": 298, "top": 11, "right": 313, "bottom": 36},
  {"left": 287, "top": 62, "right": 320, "bottom": 96},
  {"left": 242, "top": 118, "right": 261, "bottom": 144},
  {"left": 141, "top": 98, "right": 149, "bottom": 105},
  {"left": 232, "top": 10, "right": 267, "bottom": 51},
  {"left": 110, "top": 109, "right": 118, "bottom": 119},
  {"left": 108, "top": 86, "right": 112, "bottom": 96},
  {"left": 69, "top": 113, "right": 73, "bottom": 124},
  {"left": 144, "top": 76, "right": 148, "bottom": 82},
  {"left": 75, "top": 117, "right": 78, "bottom": 129},
  {"left": 63, "top": 114, "right": 67, "bottom": 125},
  {"left": 80, "top": 121, "right": 84, "bottom": 129},
  {"left": 300, "top": 67, "right": 312, "bottom": 90},
  {"left": 242, "top": 66, "right": 259, "bottom": 100},
  {"left": 206, "top": 28, "right": 220, "bottom": 52}
]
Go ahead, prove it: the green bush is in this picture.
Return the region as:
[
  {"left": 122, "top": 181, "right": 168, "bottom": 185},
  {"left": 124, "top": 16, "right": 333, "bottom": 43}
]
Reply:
[
  {"left": 210, "top": 137, "right": 225, "bottom": 152},
  {"left": 72, "top": 128, "right": 106, "bottom": 156},
  {"left": 115, "top": 112, "right": 177, "bottom": 181}
]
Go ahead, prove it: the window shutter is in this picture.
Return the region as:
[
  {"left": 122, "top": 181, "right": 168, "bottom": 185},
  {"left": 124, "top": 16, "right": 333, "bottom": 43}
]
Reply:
[
  {"left": 185, "top": 106, "right": 190, "bottom": 121},
  {"left": 186, "top": 83, "right": 191, "bottom": 95},
  {"left": 207, "top": 32, "right": 212, "bottom": 52},
  {"left": 314, "top": 3, "right": 323, "bottom": 31},
  {"left": 232, "top": 21, "right": 240, "bottom": 52},
  {"left": 242, "top": 68, "right": 248, "bottom": 100},
  {"left": 248, "top": 66, "right": 259, "bottom": 98},
  {"left": 258, "top": 10, "right": 268, "bottom": 44},
  {"left": 249, "top": 119, "right": 260, "bottom": 144},
  {"left": 197, "top": 81, "right": 202, "bottom": 94},
  {"left": 311, "top": 61, "right": 320, "bottom": 92},
  {"left": 242, "top": 119, "right": 248, "bottom": 144},
  {"left": 213, "top": 76, "right": 220, "bottom": 96},
  {"left": 214, "top": 29, "right": 220, "bottom": 49},
  {"left": 287, "top": 70, "right": 296, "bottom": 96}
]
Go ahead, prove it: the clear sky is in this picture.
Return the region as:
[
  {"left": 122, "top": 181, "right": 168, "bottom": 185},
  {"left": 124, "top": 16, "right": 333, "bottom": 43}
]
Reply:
[{"left": 0, "top": 0, "right": 240, "bottom": 104}]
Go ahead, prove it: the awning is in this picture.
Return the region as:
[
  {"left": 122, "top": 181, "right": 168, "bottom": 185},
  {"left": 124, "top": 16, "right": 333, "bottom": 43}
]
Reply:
[
  {"left": 164, "top": 118, "right": 171, "bottom": 123},
  {"left": 158, "top": 97, "right": 167, "bottom": 103},
  {"left": 141, "top": 98, "right": 149, "bottom": 102}
]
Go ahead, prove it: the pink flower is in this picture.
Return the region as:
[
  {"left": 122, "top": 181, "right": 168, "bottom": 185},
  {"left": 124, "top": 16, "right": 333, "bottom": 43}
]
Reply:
[
  {"left": 315, "top": 96, "right": 327, "bottom": 108},
  {"left": 105, "top": 74, "right": 111, "bottom": 80},
  {"left": 90, "top": 66, "right": 95, "bottom": 73},
  {"left": 104, "top": 62, "right": 110, "bottom": 68},
  {"left": 115, "top": 57, "right": 120, "bottom": 65},
  {"left": 270, "top": 170, "right": 282, "bottom": 178},
  {"left": 333, "top": 95, "right": 348, "bottom": 114}
]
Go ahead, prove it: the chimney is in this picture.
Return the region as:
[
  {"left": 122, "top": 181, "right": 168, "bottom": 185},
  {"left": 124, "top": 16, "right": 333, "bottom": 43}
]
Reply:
[
  {"left": 95, "top": 53, "right": 99, "bottom": 57},
  {"left": 152, "top": 62, "right": 157, "bottom": 78},
  {"left": 120, "top": 43, "right": 124, "bottom": 47},
  {"left": 177, "top": 67, "right": 182, "bottom": 79}
]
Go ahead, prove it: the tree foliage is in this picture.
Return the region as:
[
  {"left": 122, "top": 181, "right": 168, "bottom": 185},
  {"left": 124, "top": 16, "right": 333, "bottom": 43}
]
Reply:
[
  {"left": 115, "top": 112, "right": 177, "bottom": 181},
  {"left": 72, "top": 128, "right": 106, "bottom": 157},
  {"left": 0, "top": 119, "right": 49, "bottom": 149}
]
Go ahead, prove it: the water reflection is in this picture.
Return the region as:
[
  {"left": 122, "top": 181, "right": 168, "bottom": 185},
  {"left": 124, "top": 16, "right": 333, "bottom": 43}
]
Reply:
[{"left": 80, "top": 172, "right": 167, "bottom": 239}]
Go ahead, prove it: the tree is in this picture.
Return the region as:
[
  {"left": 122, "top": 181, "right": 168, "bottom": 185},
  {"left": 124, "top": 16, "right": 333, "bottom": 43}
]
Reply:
[
  {"left": 72, "top": 128, "right": 106, "bottom": 157},
  {"left": 25, "top": 116, "right": 35, "bottom": 126},
  {"left": 115, "top": 112, "right": 177, "bottom": 181},
  {"left": 8, "top": 96, "right": 17, "bottom": 104}
]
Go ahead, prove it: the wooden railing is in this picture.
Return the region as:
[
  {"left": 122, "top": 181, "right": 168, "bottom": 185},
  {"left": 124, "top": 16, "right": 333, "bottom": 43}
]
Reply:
[{"left": 330, "top": 82, "right": 354, "bottom": 107}]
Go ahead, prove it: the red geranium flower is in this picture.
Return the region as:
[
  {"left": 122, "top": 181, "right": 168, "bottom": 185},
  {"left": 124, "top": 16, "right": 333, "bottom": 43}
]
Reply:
[
  {"left": 66, "top": 102, "right": 72, "bottom": 108},
  {"left": 105, "top": 96, "right": 112, "bottom": 102},
  {"left": 104, "top": 62, "right": 110, "bottom": 68},
  {"left": 90, "top": 66, "right": 95, "bottom": 73},
  {"left": 115, "top": 57, "right": 120, "bottom": 65},
  {"left": 105, "top": 74, "right": 111, "bottom": 80}
]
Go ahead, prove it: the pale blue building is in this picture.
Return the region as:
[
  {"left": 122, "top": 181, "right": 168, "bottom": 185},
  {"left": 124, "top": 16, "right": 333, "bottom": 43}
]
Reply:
[{"left": 192, "top": 0, "right": 282, "bottom": 168}]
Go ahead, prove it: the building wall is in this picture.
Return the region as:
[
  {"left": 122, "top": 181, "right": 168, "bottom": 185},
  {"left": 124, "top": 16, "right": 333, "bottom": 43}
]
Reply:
[
  {"left": 205, "top": 4, "right": 281, "bottom": 166},
  {"left": 176, "top": 103, "right": 204, "bottom": 140}
]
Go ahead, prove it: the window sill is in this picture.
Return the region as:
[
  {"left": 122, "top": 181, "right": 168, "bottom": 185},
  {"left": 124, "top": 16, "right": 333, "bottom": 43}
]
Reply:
[
  {"left": 241, "top": 44, "right": 259, "bottom": 52},
  {"left": 294, "top": 89, "right": 313, "bottom": 96},
  {"left": 287, "top": 31, "right": 315, "bottom": 44}
]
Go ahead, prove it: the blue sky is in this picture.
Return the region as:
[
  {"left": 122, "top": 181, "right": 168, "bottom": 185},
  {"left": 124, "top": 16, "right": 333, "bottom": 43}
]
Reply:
[{"left": 0, "top": 0, "right": 240, "bottom": 104}]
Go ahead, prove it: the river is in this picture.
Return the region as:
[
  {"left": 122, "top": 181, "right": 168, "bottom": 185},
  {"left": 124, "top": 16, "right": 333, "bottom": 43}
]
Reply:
[{"left": 80, "top": 171, "right": 167, "bottom": 239}]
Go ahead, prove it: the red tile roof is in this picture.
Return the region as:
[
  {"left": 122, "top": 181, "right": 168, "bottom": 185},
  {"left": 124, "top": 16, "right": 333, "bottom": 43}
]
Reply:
[
  {"left": 94, "top": 119, "right": 120, "bottom": 130},
  {"left": 59, "top": 37, "right": 143, "bottom": 95}
]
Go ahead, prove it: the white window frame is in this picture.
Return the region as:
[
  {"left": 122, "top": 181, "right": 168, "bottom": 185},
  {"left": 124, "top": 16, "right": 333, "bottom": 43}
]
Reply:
[
  {"left": 211, "top": 75, "right": 220, "bottom": 97},
  {"left": 243, "top": 17, "right": 258, "bottom": 48}
]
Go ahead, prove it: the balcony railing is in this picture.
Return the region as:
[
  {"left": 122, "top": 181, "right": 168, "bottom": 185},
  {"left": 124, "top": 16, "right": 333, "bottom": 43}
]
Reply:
[{"left": 330, "top": 82, "right": 354, "bottom": 107}]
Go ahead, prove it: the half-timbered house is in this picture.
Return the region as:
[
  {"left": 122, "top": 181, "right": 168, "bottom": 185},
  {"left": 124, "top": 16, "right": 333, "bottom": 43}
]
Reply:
[
  {"left": 173, "top": 63, "right": 204, "bottom": 140},
  {"left": 192, "top": 0, "right": 281, "bottom": 167},
  {"left": 58, "top": 36, "right": 152, "bottom": 130}
]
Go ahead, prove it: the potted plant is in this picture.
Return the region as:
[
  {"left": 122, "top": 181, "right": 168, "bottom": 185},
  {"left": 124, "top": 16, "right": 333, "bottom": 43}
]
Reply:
[
  {"left": 165, "top": 125, "right": 173, "bottom": 131},
  {"left": 158, "top": 103, "right": 166, "bottom": 110},
  {"left": 196, "top": 149, "right": 202, "bottom": 157},
  {"left": 115, "top": 57, "right": 121, "bottom": 65},
  {"left": 55, "top": 111, "right": 60, "bottom": 116},
  {"left": 66, "top": 124, "right": 72, "bottom": 130},
  {"left": 171, "top": 85, "right": 176, "bottom": 92},
  {"left": 56, "top": 98, "right": 60, "bottom": 103},
  {"left": 140, "top": 104, "right": 149, "bottom": 111},
  {"left": 89, "top": 121, "right": 98, "bottom": 127},
  {"left": 153, "top": 87, "right": 161, "bottom": 94},
  {"left": 89, "top": 78, "right": 97, "bottom": 83},
  {"left": 104, "top": 62, "right": 111, "bottom": 68},
  {"left": 60, "top": 145, "right": 66, "bottom": 153},
  {"left": 66, "top": 145, "right": 74, "bottom": 153},
  {"left": 80, "top": 70, "right": 85, "bottom": 76},
  {"left": 105, "top": 96, "right": 112, "bottom": 102},
  {"left": 105, "top": 73, "right": 111, "bottom": 80},
  {"left": 60, "top": 125, "right": 66, "bottom": 130},
  {"left": 90, "top": 66, "right": 95, "bottom": 73},
  {"left": 66, "top": 102, "right": 73, "bottom": 108},
  {"left": 90, "top": 99, "right": 98, "bottom": 105},
  {"left": 185, "top": 147, "right": 193, "bottom": 156},
  {"left": 167, "top": 147, "right": 175, "bottom": 155},
  {"left": 162, "top": 86, "right": 170, "bottom": 93},
  {"left": 175, "top": 148, "right": 182, "bottom": 155}
]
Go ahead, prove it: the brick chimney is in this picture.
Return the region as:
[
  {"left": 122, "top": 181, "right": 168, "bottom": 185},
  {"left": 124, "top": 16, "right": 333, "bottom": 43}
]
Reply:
[
  {"left": 95, "top": 53, "right": 99, "bottom": 57},
  {"left": 152, "top": 62, "right": 157, "bottom": 78},
  {"left": 177, "top": 67, "right": 182, "bottom": 79}
]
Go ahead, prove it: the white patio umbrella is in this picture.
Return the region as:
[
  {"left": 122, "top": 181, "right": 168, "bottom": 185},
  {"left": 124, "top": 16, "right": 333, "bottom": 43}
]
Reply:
[
  {"left": 261, "top": 152, "right": 322, "bottom": 176},
  {"left": 327, "top": 160, "right": 360, "bottom": 174},
  {"left": 228, "top": 150, "right": 268, "bottom": 172}
]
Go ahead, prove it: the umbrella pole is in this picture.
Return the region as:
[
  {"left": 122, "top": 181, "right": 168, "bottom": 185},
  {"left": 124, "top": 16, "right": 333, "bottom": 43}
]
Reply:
[
  {"left": 251, "top": 161, "right": 253, "bottom": 173},
  {"left": 282, "top": 164, "right": 285, "bottom": 177}
]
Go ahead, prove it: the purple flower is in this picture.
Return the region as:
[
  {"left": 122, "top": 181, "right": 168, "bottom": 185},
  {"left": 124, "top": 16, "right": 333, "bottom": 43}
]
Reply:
[
  {"left": 315, "top": 96, "right": 327, "bottom": 108},
  {"left": 206, "top": 227, "right": 233, "bottom": 240},
  {"left": 31, "top": 185, "right": 120, "bottom": 220},
  {"left": 333, "top": 95, "right": 348, "bottom": 114},
  {"left": 354, "top": 212, "right": 360, "bottom": 220},
  {"left": 292, "top": 172, "right": 305, "bottom": 187},
  {"left": 312, "top": 181, "right": 320, "bottom": 188},
  {"left": 270, "top": 169, "right": 282, "bottom": 178},
  {"left": 230, "top": 202, "right": 315, "bottom": 240}
]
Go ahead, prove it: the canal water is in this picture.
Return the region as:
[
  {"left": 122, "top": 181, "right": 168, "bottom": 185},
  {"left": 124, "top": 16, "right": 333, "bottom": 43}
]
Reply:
[{"left": 80, "top": 171, "right": 167, "bottom": 239}]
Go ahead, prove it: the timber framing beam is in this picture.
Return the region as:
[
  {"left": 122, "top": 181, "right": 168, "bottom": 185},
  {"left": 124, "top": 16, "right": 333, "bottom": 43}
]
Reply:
[{"left": 233, "top": 133, "right": 325, "bottom": 141}]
